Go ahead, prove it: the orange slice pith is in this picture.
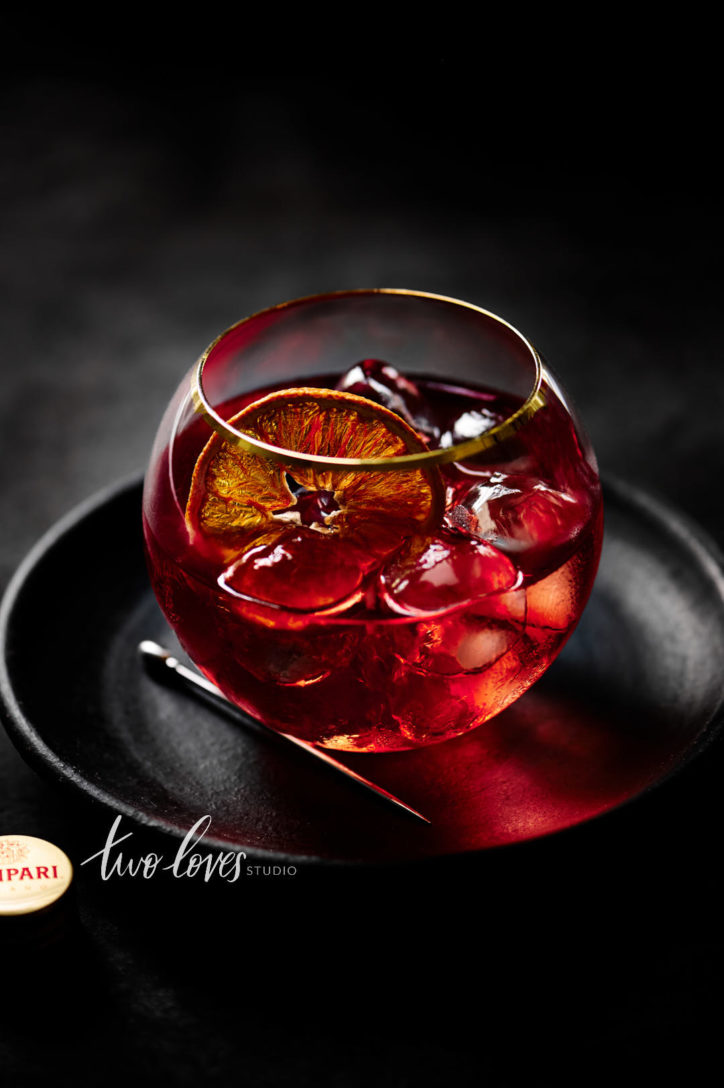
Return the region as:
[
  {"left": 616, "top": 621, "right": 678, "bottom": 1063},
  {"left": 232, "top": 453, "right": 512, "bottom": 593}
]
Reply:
[{"left": 185, "top": 387, "right": 443, "bottom": 609}]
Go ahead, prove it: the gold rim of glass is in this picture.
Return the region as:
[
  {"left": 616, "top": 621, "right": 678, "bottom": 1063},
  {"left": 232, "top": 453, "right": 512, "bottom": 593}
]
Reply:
[{"left": 190, "top": 289, "right": 546, "bottom": 472}]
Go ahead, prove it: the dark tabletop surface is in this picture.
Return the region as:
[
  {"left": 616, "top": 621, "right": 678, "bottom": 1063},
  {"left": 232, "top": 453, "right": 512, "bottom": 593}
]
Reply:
[{"left": 1, "top": 38, "right": 722, "bottom": 1085}]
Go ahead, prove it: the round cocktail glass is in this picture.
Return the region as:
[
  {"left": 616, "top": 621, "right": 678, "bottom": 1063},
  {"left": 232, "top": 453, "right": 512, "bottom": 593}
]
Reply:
[{"left": 143, "top": 290, "right": 603, "bottom": 752}]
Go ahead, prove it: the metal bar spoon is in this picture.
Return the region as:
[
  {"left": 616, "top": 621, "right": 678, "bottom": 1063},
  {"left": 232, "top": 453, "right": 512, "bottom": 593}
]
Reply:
[{"left": 139, "top": 640, "right": 431, "bottom": 824}]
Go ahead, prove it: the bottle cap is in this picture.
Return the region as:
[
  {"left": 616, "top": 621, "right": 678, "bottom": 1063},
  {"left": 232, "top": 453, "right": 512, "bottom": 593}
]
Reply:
[{"left": 0, "top": 834, "right": 73, "bottom": 916}]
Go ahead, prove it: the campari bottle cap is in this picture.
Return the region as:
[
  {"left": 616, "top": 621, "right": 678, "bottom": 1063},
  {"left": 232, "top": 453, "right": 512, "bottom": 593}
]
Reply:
[{"left": 0, "top": 834, "right": 73, "bottom": 917}]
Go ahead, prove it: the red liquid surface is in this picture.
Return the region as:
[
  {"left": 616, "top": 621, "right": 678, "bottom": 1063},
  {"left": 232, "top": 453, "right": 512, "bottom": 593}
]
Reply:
[{"left": 143, "top": 367, "right": 603, "bottom": 752}]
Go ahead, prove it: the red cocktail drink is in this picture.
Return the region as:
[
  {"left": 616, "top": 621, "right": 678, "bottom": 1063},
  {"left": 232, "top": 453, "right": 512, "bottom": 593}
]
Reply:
[{"left": 143, "top": 292, "right": 602, "bottom": 751}]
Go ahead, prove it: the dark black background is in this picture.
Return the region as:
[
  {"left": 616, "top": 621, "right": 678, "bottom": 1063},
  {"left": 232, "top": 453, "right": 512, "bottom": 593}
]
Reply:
[{"left": 1, "top": 31, "right": 722, "bottom": 1085}]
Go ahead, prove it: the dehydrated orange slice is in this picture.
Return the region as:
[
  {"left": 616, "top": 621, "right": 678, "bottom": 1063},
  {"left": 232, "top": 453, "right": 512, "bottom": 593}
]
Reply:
[{"left": 186, "top": 387, "right": 443, "bottom": 610}]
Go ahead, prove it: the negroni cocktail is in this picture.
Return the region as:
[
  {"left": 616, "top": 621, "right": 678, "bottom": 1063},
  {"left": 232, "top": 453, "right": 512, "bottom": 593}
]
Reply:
[{"left": 143, "top": 292, "right": 602, "bottom": 751}]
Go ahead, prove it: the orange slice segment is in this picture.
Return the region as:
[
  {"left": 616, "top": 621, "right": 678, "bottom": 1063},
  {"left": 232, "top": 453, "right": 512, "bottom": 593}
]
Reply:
[{"left": 185, "top": 388, "right": 444, "bottom": 606}]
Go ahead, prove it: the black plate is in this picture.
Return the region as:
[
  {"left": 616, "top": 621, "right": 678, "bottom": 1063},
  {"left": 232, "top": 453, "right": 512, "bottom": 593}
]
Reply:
[{"left": 2, "top": 475, "right": 724, "bottom": 865}]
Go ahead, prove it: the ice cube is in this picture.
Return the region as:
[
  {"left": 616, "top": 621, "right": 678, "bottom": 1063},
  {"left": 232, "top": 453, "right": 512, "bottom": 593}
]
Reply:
[
  {"left": 415, "top": 612, "right": 521, "bottom": 675},
  {"left": 446, "top": 473, "right": 587, "bottom": 570},
  {"left": 525, "top": 551, "right": 581, "bottom": 632},
  {"left": 219, "top": 528, "right": 365, "bottom": 612},
  {"left": 439, "top": 406, "right": 501, "bottom": 449},
  {"left": 223, "top": 611, "right": 361, "bottom": 687},
  {"left": 382, "top": 639, "right": 529, "bottom": 745},
  {"left": 336, "top": 359, "right": 439, "bottom": 442},
  {"left": 378, "top": 531, "right": 518, "bottom": 615}
]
